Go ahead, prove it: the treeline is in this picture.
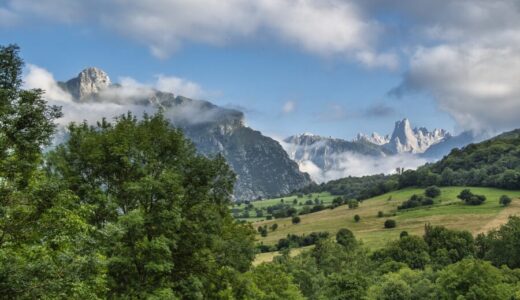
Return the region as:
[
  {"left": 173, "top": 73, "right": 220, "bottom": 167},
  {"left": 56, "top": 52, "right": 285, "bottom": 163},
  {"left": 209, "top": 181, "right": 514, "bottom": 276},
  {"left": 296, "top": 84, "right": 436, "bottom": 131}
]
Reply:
[{"left": 297, "top": 174, "right": 400, "bottom": 199}]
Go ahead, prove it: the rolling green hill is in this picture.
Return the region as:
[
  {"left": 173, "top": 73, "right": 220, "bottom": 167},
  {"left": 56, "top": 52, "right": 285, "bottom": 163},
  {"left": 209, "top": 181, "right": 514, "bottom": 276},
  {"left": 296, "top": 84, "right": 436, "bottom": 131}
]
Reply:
[{"left": 253, "top": 187, "right": 520, "bottom": 259}]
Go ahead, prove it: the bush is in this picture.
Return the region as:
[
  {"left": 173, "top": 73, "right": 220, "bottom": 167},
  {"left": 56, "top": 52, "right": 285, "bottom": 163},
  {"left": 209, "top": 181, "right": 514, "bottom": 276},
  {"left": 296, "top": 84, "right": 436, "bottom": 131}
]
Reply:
[
  {"left": 354, "top": 214, "right": 361, "bottom": 222},
  {"left": 499, "top": 195, "right": 512, "bottom": 206},
  {"left": 425, "top": 186, "right": 441, "bottom": 198},
  {"left": 377, "top": 211, "right": 384, "bottom": 218},
  {"left": 384, "top": 219, "right": 397, "bottom": 229},
  {"left": 270, "top": 223, "right": 278, "bottom": 231},
  {"left": 457, "top": 189, "right": 486, "bottom": 205},
  {"left": 400, "top": 231, "right": 409, "bottom": 238},
  {"left": 398, "top": 194, "right": 434, "bottom": 210},
  {"left": 292, "top": 216, "right": 301, "bottom": 224},
  {"left": 348, "top": 199, "right": 359, "bottom": 209}
]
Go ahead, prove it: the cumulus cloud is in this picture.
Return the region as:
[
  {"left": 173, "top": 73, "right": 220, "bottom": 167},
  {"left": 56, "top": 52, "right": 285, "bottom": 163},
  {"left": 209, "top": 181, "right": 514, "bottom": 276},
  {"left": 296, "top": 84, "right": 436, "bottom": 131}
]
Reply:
[
  {"left": 2, "top": 0, "right": 393, "bottom": 67},
  {"left": 298, "top": 152, "right": 427, "bottom": 183},
  {"left": 380, "top": 0, "right": 520, "bottom": 133},
  {"left": 281, "top": 100, "right": 296, "bottom": 114}
]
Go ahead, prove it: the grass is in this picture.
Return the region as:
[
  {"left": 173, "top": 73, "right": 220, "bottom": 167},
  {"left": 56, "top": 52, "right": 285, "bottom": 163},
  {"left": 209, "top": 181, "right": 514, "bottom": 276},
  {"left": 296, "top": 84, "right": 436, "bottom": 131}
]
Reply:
[{"left": 252, "top": 187, "right": 520, "bottom": 263}]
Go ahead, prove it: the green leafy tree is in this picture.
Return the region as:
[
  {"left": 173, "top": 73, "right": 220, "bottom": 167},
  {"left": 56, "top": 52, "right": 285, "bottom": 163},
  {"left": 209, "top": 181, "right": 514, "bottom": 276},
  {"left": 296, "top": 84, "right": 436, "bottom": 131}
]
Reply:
[
  {"left": 384, "top": 219, "right": 397, "bottom": 229},
  {"left": 435, "top": 259, "right": 515, "bottom": 300},
  {"left": 336, "top": 228, "right": 357, "bottom": 250},
  {"left": 292, "top": 216, "right": 301, "bottom": 224},
  {"left": 425, "top": 186, "right": 441, "bottom": 198},
  {"left": 47, "top": 112, "right": 255, "bottom": 298},
  {"left": 499, "top": 195, "right": 512, "bottom": 206}
]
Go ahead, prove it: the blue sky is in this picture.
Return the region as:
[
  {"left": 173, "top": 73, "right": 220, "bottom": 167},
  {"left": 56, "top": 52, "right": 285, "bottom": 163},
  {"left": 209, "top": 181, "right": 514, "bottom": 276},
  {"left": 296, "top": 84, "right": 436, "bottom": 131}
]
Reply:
[{"left": 2, "top": 0, "right": 520, "bottom": 139}]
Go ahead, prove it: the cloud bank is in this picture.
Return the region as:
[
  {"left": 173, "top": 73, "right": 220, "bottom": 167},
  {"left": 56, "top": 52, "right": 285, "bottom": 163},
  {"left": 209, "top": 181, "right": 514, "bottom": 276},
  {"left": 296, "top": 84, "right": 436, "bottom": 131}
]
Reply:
[
  {"left": 2, "top": 0, "right": 395, "bottom": 68},
  {"left": 298, "top": 152, "right": 427, "bottom": 183}
]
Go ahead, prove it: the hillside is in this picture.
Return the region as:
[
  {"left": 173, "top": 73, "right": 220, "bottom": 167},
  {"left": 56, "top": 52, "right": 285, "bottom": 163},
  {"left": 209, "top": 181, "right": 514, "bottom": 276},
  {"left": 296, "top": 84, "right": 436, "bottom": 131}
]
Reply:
[{"left": 253, "top": 187, "right": 520, "bottom": 251}]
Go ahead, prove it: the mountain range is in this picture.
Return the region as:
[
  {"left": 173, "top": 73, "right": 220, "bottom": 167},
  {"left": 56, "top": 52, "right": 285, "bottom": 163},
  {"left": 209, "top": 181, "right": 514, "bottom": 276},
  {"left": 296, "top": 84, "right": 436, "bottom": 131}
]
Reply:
[
  {"left": 57, "top": 67, "right": 311, "bottom": 201},
  {"left": 283, "top": 118, "right": 476, "bottom": 182}
]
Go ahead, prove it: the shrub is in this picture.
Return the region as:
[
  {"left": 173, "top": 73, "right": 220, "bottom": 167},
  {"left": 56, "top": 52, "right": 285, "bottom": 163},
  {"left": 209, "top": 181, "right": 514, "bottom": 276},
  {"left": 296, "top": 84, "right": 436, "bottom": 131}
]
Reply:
[
  {"left": 292, "top": 216, "right": 301, "bottom": 224},
  {"left": 384, "top": 219, "right": 397, "bottom": 229},
  {"left": 377, "top": 211, "right": 384, "bottom": 218},
  {"left": 270, "top": 223, "right": 278, "bottom": 231},
  {"left": 457, "top": 189, "right": 486, "bottom": 205},
  {"left": 354, "top": 214, "right": 361, "bottom": 222},
  {"left": 348, "top": 199, "right": 359, "bottom": 209},
  {"left": 398, "top": 194, "right": 434, "bottom": 210},
  {"left": 499, "top": 195, "right": 512, "bottom": 207},
  {"left": 425, "top": 186, "right": 441, "bottom": 198},
  {"left": 400, "top": 231, "right": 409, "bottom": 238}
]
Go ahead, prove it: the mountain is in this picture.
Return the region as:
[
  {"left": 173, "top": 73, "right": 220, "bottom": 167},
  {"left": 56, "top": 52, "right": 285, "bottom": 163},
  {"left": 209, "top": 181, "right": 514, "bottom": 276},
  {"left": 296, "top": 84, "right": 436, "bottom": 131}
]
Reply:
[
  {"left": 284, "top": 119, "right": 476, "bottom": 183},
  {"left": 58, "top": 67, "right": 311, "bottom": 200},
  {"left": 383, "top": 118, "right": 450, "bottom": 154}
]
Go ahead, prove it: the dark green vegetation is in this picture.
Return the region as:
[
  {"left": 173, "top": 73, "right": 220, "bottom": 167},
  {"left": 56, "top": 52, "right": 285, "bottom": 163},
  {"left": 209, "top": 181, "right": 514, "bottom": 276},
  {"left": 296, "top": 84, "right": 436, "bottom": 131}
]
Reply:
[
  {"left": 262, "top": 218, "right": 520, "bottom": 299},
  {"left": 458, "top": 189, "right": 487, "bottom": 205},
  {"left": 298, "top": 173, "right": 399, "bottom": 198}
]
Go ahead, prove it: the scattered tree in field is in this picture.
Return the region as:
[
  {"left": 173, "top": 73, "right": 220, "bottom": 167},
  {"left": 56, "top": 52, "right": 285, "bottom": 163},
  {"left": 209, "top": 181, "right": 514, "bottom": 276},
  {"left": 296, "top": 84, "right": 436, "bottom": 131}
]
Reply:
[
  {"left": 457, "top": 189, "right": 486, "bottom": 205},
  {"left": 271, "top": 223, "right": 278, "bottom": 231},
  {"left": 292, "top": 216, "right": 301, "bottom": 224},
  {"left": 425, "top": 186, "right": 441, "bottom": 198},
  {"left": 385, "top": 219, "right": 397, "bottom": 229},
  {"left": 348, "top": 199, "right": 359, "bottom": 209},
  {"left": 400, "top": 231, "right": 409, "bottom": 238},
  {"left": 354, "top": 215, "right": 361, "bottom": 223},
  {"left": 499, "top": 195, "right": 512, "bottom": 207},
  {"left": 378, "top": 211, "right": 384, "bottom": 218}
]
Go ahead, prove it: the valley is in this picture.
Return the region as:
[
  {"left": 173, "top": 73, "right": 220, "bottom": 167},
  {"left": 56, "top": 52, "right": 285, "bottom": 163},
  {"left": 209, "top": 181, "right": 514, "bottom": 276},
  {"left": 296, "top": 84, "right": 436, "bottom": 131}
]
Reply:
[{"left": 251, "top": 186, "right": 520, "bottom": 263}]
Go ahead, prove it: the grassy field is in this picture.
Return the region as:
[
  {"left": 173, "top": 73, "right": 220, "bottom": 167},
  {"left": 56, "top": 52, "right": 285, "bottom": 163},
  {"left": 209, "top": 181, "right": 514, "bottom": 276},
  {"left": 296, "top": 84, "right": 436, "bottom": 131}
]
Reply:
[
  {"left": 252, "top": 187, "right": 520, "bottom": 260},
  {"left": 231, "top": 192, "right": 336, "bottom": 220}
]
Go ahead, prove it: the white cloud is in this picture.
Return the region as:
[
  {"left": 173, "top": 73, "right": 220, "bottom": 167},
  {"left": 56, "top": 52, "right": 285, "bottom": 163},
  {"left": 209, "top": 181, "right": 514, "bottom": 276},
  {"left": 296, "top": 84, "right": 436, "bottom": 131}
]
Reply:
[
  {"left": 298, "top": 152, "right": 427, "bottom": 183},
  {"left": 393, "top": 45, "right": 520, "bottom": 133},
  {"left": 282, "top": 100, "right": 296, "bottom": 114},
  {"left": 154, "top": 75, "right": 204, "bottom": 99},
  {"left": 3, "top": 0, "right": 393, "bottom": 67}
]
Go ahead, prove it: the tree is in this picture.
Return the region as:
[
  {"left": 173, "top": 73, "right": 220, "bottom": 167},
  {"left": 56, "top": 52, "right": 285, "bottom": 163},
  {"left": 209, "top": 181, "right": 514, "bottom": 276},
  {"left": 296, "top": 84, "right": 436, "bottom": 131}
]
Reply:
[
  {"left": 384, "top": 219, "right": 397, "bottom": 229},
  {"left": 292, "top": 216, "right": 301, "bottom": 224},
  {"left": 423, "top": 224, "right": 474, "bottom": 266},
  {"left": 374, "top": 236, "right": 430, "bottom": 269},
  {"left": 47, "top": 112, "right": 256, "bottom": 298},
  {"left": 457, "top": 189, "right": 486, "bottom": 205},
  {"left": 348, "top": 199, "right": 359, "bottom": 209},
  {"left": 354, "top": 214, "right": 361, "bottom": 223},
  {"left": 271, "top": 223, "right": 278, "bottom": 231},
  {"left": 400, "top": 231, "right": 409, "bottom": 238},
  {"left": 0, "top": 44, "right": 105, "bottom": 298},
  {"left": 425, "top": 186, "right": 441, "bottom": 198},
  {"left": 499, "top": 195, "right": 512, "bottom": 207},
  {"left": 436, "top": 259, "right": 515, "bottom": 300},
  {"left": 378, "top": 211, "right": 384, "bottom": 218},
  {"left": 336, "top": 228, "right": 357, "bottom": 250},
  {"left": 482, "top": 216, "right": 520, "bottom": 268}
]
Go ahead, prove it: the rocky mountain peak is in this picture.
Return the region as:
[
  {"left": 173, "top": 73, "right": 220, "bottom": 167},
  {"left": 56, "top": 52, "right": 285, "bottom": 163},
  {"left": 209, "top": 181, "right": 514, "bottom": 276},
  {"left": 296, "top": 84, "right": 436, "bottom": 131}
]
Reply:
[
  {"left": 65, "top": 67, "right": 111, "bottom": 100},
  {"left": 386, "top": 118, "right": 450, "bottom": 154}
]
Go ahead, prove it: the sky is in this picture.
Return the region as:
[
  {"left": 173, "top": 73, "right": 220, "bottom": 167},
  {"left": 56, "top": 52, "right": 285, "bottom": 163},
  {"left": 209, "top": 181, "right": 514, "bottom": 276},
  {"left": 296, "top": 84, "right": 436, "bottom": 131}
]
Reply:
[{"left": 2, "top": 0, "right": 520, "bottom": 140}]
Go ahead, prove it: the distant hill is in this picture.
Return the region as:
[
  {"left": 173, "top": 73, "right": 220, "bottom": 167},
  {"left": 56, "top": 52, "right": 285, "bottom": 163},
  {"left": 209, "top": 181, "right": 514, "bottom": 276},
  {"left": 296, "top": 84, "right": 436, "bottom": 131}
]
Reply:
[{"left": 415, "top": 128, "right": 520, "bottom": 190}]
